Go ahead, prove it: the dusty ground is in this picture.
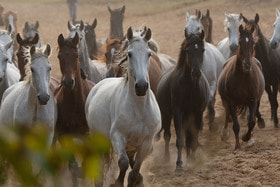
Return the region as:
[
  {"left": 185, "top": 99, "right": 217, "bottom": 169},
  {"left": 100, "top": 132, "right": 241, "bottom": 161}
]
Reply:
[{"left": 2, "top": 0, "right": 280, "bottom": 186}]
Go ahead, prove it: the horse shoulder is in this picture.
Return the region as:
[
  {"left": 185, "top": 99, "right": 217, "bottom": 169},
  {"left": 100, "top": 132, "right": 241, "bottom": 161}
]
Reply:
[
  {"left": 217, "top": 37, "right": 231, "bottom": 59},
  {"left": 6, "top": 63, "right": 20, "bottom": 85}
]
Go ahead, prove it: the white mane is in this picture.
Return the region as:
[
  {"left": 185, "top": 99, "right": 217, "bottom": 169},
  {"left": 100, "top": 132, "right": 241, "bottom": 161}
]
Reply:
[{"left": 224, "top": 13, "right": 241, "bottom": 32}]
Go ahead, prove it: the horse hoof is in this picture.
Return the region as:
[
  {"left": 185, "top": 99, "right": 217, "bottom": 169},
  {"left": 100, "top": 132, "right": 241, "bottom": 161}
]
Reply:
[
  {"left": 175, "top": 166, "right": 184, "bottom": 176},
  {"left": 220, "top": 128, "right": 229, "bottom": 141},
  {"left": 257, "top": 118, "right": 265, "bottom": 129},
  {"left": 274, "top": 123, "right": 279, "bottom": 128},
  {"left": 241, "top": 133, "right": 251, "bottom": 142}
]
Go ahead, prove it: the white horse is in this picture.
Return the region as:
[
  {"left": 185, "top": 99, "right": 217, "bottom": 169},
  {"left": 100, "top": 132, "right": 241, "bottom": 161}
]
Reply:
[
  {"left": 68, "top": 21, "right": 103, "bottom": 83},
  {"left": 85, "top": 27, "right": 161, "bottom": 187},
  {"left": 0, "top": 44, "right": 57, "bottom": 146},
  {"left": 185, "top": 11, "right": 225, "bottom": 129},
  {"left": 270, "top": 9, "right": 280, "bottom": 49},
  {"left": 0, "top": 41, "right": 20, "bottom": 101},
  {"left": 217, "top": 13, "right": 242, "bottom": 60},
  {"left": 0, "top": 27, "right": 20, "bottom": 101}
]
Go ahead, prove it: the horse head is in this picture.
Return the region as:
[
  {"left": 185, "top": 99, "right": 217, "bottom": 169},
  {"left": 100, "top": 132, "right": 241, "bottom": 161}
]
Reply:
[
  {"left": 22, "top": 21, "right": 40, "bottom": 40},
  {"left": 28, "top": 44, "right": 52, "bottom": 105},
  {"left": 238, "top": 25, "right": 255, "bottom": 73},
  {"left": 0, "top": 41, "right": 12, "bottom": 83},
  {"left": 58, "top": 32, "right": 80, "bottom": 90},
  {"left": 224, "top": 13, "right": 242, "bottom": 53},
  {"left": 108, "top": 5, "right": 125, "bottom": 39},
  {"left": 185, "top": 11, "right": 202, "bottom": 36},
  {"left": 126, "top": 26, "right": 152, "bottom": 96},
  {"left": 184, "top": 31, "right": 205, "bottom": 81},
  {"left": 84, "top": 18, "right": 97, "bottom": 59}
]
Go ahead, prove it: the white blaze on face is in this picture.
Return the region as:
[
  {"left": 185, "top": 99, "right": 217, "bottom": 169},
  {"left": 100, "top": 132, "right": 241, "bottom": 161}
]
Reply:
[
  {"left": 245, "top": 37, "right": 249, "bottom": 43},
  {"left": 195, "top": 44, "right": 198, "bottom": 49}
]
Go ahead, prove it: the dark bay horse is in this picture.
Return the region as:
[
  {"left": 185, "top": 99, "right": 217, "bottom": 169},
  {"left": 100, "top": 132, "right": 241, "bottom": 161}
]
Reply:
[
  {"left": 54, "top": 32, "right": 94, "bottom": 185},
  {"left": 218, "top": 25, "right": 265, "bottom": 150},
  {"left": 84, "top": 18, "right": 104, "bottom": 60},
  {"left": 108, "top": 5, "right": 125, "bottom": 39},
  {"left": 157, "top": 31, "right": 210, "bottom": 169},
  {"left": 242, "top": 13, "right": 280, "bottom": 128}
]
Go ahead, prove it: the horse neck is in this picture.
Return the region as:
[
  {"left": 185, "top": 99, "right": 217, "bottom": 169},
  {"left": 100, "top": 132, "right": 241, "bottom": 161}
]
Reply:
[
  {"left": 110, "top": 20, "right": 123, "bottom": 39},
  {"left": 176, "top": 45, "right": 192, "bottom": 78},
  {"left": 78, "top": 38, "right": 91, "bottom": 77},
  {"left": 17, "top": 50, "right": 26, "bottom": 80},
  {"left": 254, "top": 29, "right": 270, "bottom": 63}
]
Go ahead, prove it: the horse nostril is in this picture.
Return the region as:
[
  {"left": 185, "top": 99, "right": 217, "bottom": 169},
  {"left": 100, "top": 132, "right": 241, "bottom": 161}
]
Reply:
[{"left": 0, "top": 77, "right": 2, "bottom": 82}]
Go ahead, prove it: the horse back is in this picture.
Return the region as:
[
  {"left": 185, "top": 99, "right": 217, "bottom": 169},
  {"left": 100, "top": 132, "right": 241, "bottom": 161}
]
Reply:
[{"left": 149, "top": 52, "right": 162, "bottom": 94}]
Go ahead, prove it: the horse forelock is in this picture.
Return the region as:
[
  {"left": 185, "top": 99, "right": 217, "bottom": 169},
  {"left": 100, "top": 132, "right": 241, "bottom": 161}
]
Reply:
[
  {"left": 224, "top": 14, "right": 241, "bottom": 32},
  {"left": 23, "top": 45, "right": 49, "bottom": 84}
]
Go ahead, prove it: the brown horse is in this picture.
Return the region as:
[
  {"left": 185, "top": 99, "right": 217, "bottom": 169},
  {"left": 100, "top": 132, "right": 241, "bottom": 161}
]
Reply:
[
  {"left": 218, "top": 25, "right": 265, "bottom": 150},
  {"left": 54, "top": 32, "right": 94, "bottom": 139},
  {"left": 104, "top": 31, "right": 162, "bottom": 94},
  {"left": 54, "top": 32, "right": 94, "bottom": 185},
  {"left": 108, "top": 5, "right": 125, "bottom": 40},
  {"left": 196, "top": 9, "right": 213, "bottom": 44},
  {"left": 156, "top": 31, "right": 210, "bottom": 170},
  {"left": 242, "top": 13, "right": 280, "bottom": 128}
]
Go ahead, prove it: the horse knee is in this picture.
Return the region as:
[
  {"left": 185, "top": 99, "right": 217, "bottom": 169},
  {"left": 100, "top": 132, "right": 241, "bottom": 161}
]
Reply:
[
  {"left": 118, "top": 154, "right": 129, "bottom": 171},
  {"left": 164, "top": 131, "right": 171, "bottom": 142}
]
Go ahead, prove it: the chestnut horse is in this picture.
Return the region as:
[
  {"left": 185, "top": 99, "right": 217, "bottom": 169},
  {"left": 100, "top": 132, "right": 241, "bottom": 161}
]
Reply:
[
  {"left": 196, "top": 9, "right": 213, "bottom": 44},
  {"left": 157, "top": 31, "right": 210, "bottom": 170},
  {"left": 242, "top": 13, "right": 280, "bottom": 128},
  {"left": 218, "top": 25, "right": 265, "bottom": 150}
]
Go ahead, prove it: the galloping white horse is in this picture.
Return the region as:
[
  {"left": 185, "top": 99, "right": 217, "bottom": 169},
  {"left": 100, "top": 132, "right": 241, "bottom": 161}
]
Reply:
[
  {"left": 217, "top": 13, "right": 242, "bottom": 60},
  {"left": 185, "top": 11, "right": 225, "bottom": 128},
  {"left": 85, "top": 27, "right": 161, "bottom": 187},
  {"left": 0, "top": 44, "right": 57, "bottom": 146},
  {"left": 68, "top": 21, "right": 103, "bottom": 83},
  {"left": 270, "top": 9, "right": 280, "bottom": 49},
  {"left": 0, "top": 27, "right": 20, "bottom": 101}
]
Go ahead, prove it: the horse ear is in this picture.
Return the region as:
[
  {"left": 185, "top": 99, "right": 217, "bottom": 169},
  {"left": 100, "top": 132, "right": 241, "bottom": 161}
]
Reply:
[
  {"left": 16, "top": 33, "right": 23, "bottom": 45},
  {"left": 239, "top": 24, "right": 244, "bottom": 34},
  {"left": 80, "top": 21, "right": 84, "bottom": 31},
  {"left": 92, "top": 18, "right": 97, "bottom": 29},
  {"left": 195, "top": 9, "right": 198, "bottom": 16},
  {"left": 199, "top": 30, "right": 205, "bottom": 40},
  {"left": 7, "top": 24, "right": 12, "bottom": 34},
  {"left": 238, "top": 13, "right": 243, "bottom": 22},
  {"left": 73, "top": 32, "right": 80, "bottom": 46},
  {"left": 58, "top": 33, "right": 65, "bottom": 48},
  {"left": 255, "top": 13, "right": 259, "bottom": 24},
  {"left": 108, "top": 6, "right": 112, "bottom": 13},
  {"left": 67, "top": 21, "right": 73, "bottom": 31},
  {"left": 121, "top": 5, "right": 125, "bottom": 14},
  {"left": 144, "top": 28, "right": 152, "bottom": 41},
  {"left": 44, "top": 44, "right": 51, "bottom": 57},
  {"left": 35, "top": 20, "right": 39, "bottom": 30},
  {"left": 197, "top": 10, "right": 202, "bottom": 20},
  {"left": 206, "top": 9, "right": 210, "bottom": 18},
  {"left": 24, "top": 21, "right": 29, "bottom": 30},
  {"left": 30, "top": 45, "right": 36, "bottom": 56},
  {"left": 32, "top": 33, "right": 39, "bottom": 45},
  {"left": 276, "top": 9, "right": 280, "bottom": 17},
  {"left": 126, "top": 27, "right": 133, "bottom": 41},
  {"left": 185, "top": 11, "right": 190, "bottom": 21},
  {"left": 241, "top": 14, "right": 249, "bottom": 24}
]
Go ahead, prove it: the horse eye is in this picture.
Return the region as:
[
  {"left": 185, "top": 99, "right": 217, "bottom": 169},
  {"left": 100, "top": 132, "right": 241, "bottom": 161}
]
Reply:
[
  {"left": 148, "top": 52, "right": 152, "bottom": 57},
  {"left": 128, "top": 52, "right": 132, "bottom": 58},
  {"left": 49, "top": 67, "right": 51, "bottom": 71},
  {"left": 31, "top": 68, "right": 34, "bottom": 72}
]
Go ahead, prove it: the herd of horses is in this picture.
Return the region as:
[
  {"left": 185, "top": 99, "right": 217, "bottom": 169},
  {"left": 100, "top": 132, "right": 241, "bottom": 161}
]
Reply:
[{"left": 0, "top": 3, "right": 280, "bottom": 186}]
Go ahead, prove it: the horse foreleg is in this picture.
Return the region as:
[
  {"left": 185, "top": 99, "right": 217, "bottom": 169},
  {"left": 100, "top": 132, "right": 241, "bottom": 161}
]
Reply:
[
  {"left": 242, "top": 99, "right": 257, "bottom": 142},
  {"left": 208, "top": 81, "right": 217, "bottom": 130},
  {"left": 228, "top": 103, "right": 240, "bottom": 150},
  {"left": 110, "top": 132, "right": 129, "bottom": 187},
  {"left": 127, "top": 140, "right": 152, "bottom": 187},
  {"left": 162, "top": 114, "right": 172, "bottom": 162},
  {"left": 256, "top": 100, "right": 265, "bottom": 129},
  {"left": 173, "top": 110, "right": 184, "bottom": 169},
  {"left": 188, "top": 112, "right": 202, "bottom": 159},
  {"left": 221, "top": 104, "right": 230, "bottom": 142},
  {"left": 272, "top": 84, "right": 279, "bottom": 128}
]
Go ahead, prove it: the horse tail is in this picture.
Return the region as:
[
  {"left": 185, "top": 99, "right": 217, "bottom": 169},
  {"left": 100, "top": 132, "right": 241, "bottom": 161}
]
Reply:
[{"left": 236, "top": 105, "right": 247, "bottom": 115}]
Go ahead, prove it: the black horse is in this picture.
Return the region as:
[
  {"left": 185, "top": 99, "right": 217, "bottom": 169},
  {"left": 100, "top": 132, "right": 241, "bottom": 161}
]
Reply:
[
  {"left": 156, "top": 30, "right": 210, "bottom": 169},
  {"left": 242, "top": 13, "right": 280, "bottom": 128}
]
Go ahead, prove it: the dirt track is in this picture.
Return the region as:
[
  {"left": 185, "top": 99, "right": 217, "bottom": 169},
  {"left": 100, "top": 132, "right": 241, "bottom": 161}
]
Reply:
[{"left": 2, "top": 0, "right": 280, "bottom": 186}]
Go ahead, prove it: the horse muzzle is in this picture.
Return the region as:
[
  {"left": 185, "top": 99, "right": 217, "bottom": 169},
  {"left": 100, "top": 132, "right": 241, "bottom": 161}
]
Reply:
[
  {"left": 270, "top": 40, "right": 279, "bottom": 49},
  {"left": 135, "top": 81, "right": 149, "bottom": 96},
  {"left": 242, "top": 62, "right": 252, "bottom": 73},
  {"left": 37, "top": 94, "right": 50, "bottom": 105},
  {"left": 191, "top": 70, "right": 201, "bottom": 81},
  {"left": 63, "top": 78, "right": 75, "bottom": 89},
  {"left": 230, "top": 43, "right": 238, "bottom": 53}
]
